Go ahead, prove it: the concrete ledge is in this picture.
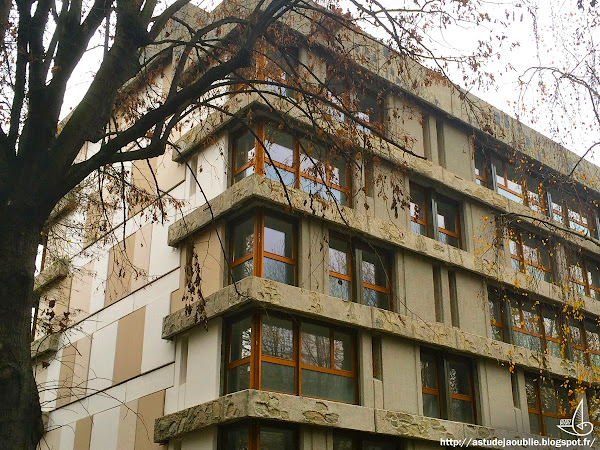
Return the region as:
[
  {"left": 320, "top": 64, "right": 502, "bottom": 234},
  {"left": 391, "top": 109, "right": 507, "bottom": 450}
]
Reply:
[
  {"left": 166, "top": 175, "right": 600, "bottom": 318},
  {"left": 30, "top": 333, "right": 60, "bottom": 359},
  {"left": 154, "top": 389, "right": 552, "bottom": 448},
  {"left": 33, "top": 260, "right": 69, "bottom": 294},
  {"left": 162, "top": 276, "right": 597, "bottom": 384}
]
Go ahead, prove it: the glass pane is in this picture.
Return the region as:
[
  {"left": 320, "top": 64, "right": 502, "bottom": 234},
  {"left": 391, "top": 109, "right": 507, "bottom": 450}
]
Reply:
[
  {"left": 300, "top": 176, "right": 325, "bottom": 198},
  {"left": 570, "top": 322, "right": 583, "bottom": 346},
  {"left": 542, "top": 310, "right": 559, "bottom": 339},
  {"left": 224, "top": 424, "right": 249, "bottom": 450},
  {"left": 589, "top": 390, "right": 600, "bottom": 422},
  {"left": 545, "top": 415, "right": 560, "bottom": 438},
  {"left": 361, "top": 249, "right": 387, "bottom": 288},
  {"left": 541, "top": 380, "right": 558, "bottom": 414},
  {"left": 333, "top": 435, "right": 354, "bottom": 450},
  {"left": 420, "top": 353, "right": 437, "bottom": 389},
  {"left": 260, "top": 362, "right": 295, "bottom": 393},
  {"left": 363, "top": 440, "right": 396, "bottom": 450},
  {"left": 438, "top": 232, "right": 459, "bottom": 248},
  {"left": 547, "top": 341, "right": 562, "bottom": 358},
  {"left": 301, "top": 369, "right": 354, "bottom": 403},
  {"left": 451, "top": 398, "right": 474, "bottom": 423},
  {"left": 330, "top": 276, "right": 351, "bottom": 301},
  {"left": 529, "top": 413, "right": 541, "bottom": 435},
  {"left": 547, "top": 187, "right": 564, "bottom": 224},
  {"left": 299, "top": 139, "right": 325, "bottom": 178},
  {"left": 522, "top": 304, "right": 541, "bottom": 334},
  {"left": 448, "top": 360, "right": 471, "bottom": 396},
  {"left": 230, "top": 316, "right": 252, "bottom": 361},
  {"left": 262, "top": 315, "right": 294, "bottom": 359},
  {"left": 410, "top": 188, "right": 426, "bottom": 224},
  {"left": 423, "top": 393, "right": 440, "bottom": 418},
  {"left": 506, "top": 164, "right": 523, "bottom": 196},
  {"left": 263, "top": 258, "right": 294, "bottom": 285},
  {"left": 227, "top": 363, "right": 250, "bottom": 393},
  {"left": 491, "top": 157, "right": 505, "bottom": 186},
  {"left": 234, "top": 166, "right": 254, "bottom": 183},
  {"left": 437, "top": 198, "right": 458, "bottom": 234},
  {"left": 231, "top": 259, "right": 253, "bottom": 283},
  {"left": 587, "top": 260, "right": 600, "bottom": 291},
  {"left": 474, "top": 150, "right": 487, "bottom": 185},
  {"left": 265, "top": 164, "right": 295, "bottom": 186},
  {"left": 585, "top": 322, "right": 600, "bottom": 352},
  {"left": 411, "top": 221, "right": 427, "bottom": 236},
  {"left": 234, "top": 131, "right": 255, "bottom": 171},
  {"left": 525, "top": 376, "right": 539, "bottom": 409},
  {"left": 232, "top": 217, "right": 254, "bottom": 261},
  {"left": 260, "top": 426, "right": 295, "bottom": 450},
  {"left": 513, "top": 331, "right": 542, "bottom": 353},
  {"left": 333, "top": 331, "right": 353, "bottom": 371},
  {"left": 264, "top": 126, "right": 294, "bottom": 166},
  {"left": 363, "top": 287, "right": 389, "bottom": 310},
  {"left": 330, "top": 154, "right": 347, "bottom": 188},
  {"left": 329, "top": 237, "right": 349, "bottom": 275},
  {"left": 301, "top": 322, "right": 331, "bottom": 367},
  {"left": 264, "top": 216, "right": 293, "bottom": 258}
]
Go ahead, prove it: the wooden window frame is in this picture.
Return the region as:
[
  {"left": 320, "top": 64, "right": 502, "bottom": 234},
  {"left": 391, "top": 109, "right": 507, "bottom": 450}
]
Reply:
[
  {"left": 473, "top": 147, "right": 488, "bottom": 187},
  {"left": 225, "top": 310, "right": 358, "bottom": 404},
  {"left": 420, "top": 349, "right": 477, "bottom": 424},
  {"left": 568, "top": 253, "right": 600, "bottom": 300},
  {"left": 584, "top": 320, "right": 600, "bottom": 368},
  {"left": 492, "top": 157, "right": 525, "bottom": 203},
  {"left": 488, "top": 290, "right": 504, "bottom": 341},
  {"left": 525, "top": 374, "right": 570, "bottom": 436},
  {"left": 328, "top": 233, "right": 353, "bottom": 302},
  {"left": 587, "top": 388, "right": 600, "bottom": 428},
  {"left": 229, "top": 209, "right": 297, "bottom": 286},
  {"left": 219, "top": 421, "right": 298, "bottom": 450},
  {"left": 409, "top": 183, "right": 462, "bottom": 249},
  {"left": 231, "top": 121, "right": 351, "bottom": 206},
  {"left": 510, "top": 297, "right": 544, "bottom": 352},
  {"left": 568, "top": 318, "right": 587, "bottom": 364},
  {"left": 356, "top": 244, "right": 392, "bottom": 311},
  {"left": 508, "top": 229, "right": 552, "bottom": 281}
]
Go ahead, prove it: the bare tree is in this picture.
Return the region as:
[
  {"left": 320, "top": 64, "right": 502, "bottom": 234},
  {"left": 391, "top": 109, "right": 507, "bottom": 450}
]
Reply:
[{"left": 0, "top": 0, "right": 519, "bottom": 447}]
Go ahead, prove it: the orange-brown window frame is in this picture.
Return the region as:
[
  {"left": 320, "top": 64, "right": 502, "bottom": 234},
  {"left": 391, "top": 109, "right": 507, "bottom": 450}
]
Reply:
[
  {"left": 525, "top": 374, "right": 570, "bottom": 436},
  {"left": 436, "top": 195, "right": 461, "bottom": 249},
  {"left": 225, "top": 311, "right": 358, "bottom": 404},
  {"left": 409, "top": 183, "right": 428, "bottom": 236},
  {"left": 357, "top": 244, "right": 392, "bottom": 311},
  {"left": 494, "top": 158, "right": 525, "bottom": 203},
  {"left": 508, "top": 229, "right": 552, "bottom": 281},
  {"left": 328, "top": 233, "right": 353, "bottom": 302},
  {"left": 229, "top": 209, "right": 297, "bottom": 286},
  {"left": 511, "top": 298, "right": 544, "bottom": 352},
  {"left": 488, "top": 289, "right": 504, "bottom": 341},
  {"left": 231, "top": 121, "right": 351, "bottom": 206}
]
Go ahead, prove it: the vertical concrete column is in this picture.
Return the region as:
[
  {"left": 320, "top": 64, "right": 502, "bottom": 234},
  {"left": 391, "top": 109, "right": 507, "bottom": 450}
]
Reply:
[
  {"left": 358, "top": 331, "right": 374, "bottom": 408},
  {"left": 393, "top": 250, "right": 406, "bottom": 315},
  {"left": 382, "top": 337, "right": 419, "bottom": 414},
  {"left": 300, "top": 219, "right": 326, "bottom": 293},
  {"left": 181, "top": 427, "right": 218, "bottom": 450},
  {"left": 422, "top": 115, "right": 439, "bottom": 165}
]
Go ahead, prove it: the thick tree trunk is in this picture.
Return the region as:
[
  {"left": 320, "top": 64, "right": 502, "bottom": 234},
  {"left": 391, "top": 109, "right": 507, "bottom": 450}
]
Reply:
[{"left": 0, "top": 206, "right": 45, "bottom": 449}]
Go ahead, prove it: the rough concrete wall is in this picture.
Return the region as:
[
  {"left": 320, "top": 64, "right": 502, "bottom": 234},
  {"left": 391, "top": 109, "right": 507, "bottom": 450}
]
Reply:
[
  {"left": 403, "top": 252, "right": 436, "bottom": 323},
  {"left": 442, "top": 122, "right": 472, "bottom": 181},
  {"left": 454, "top": 270, "right": 487, "bottom": 336}
]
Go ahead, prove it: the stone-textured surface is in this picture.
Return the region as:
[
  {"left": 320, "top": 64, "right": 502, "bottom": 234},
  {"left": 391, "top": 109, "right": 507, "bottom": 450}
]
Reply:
[
  {"left": 30, "top": 332, "right": 60, "bottom": 359},
  {"left": 167, "top": 174, "right": 600, "bottom": 319},
  {"left": 162, "top": 276, "right": 592, "bottom": 383},
  {"left": 33, "top": 259, "right": 69, "bottom": 294},
  {"left": 154, "top": 389, "right": 563, "bottom": 447}
]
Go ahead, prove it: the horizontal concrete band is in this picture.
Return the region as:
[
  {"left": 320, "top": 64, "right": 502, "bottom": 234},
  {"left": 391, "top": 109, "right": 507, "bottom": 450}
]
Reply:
[
  {"left": 153, "top": 389, "right": 547, "bottom": 448},
  {"left": 167, "top": 174, "right": 600, "bottom": 319},
  {"left": 162, "top": 276, "right": 596, "bottom": 384}
]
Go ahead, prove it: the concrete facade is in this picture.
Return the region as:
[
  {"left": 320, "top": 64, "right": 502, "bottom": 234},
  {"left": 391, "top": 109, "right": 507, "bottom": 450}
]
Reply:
[{"left": 32, "top": 1, "right": 600, "bottom": 449}]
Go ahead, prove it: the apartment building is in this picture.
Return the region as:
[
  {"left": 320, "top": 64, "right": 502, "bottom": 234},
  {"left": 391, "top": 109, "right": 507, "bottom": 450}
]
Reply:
[{"left": 32, "top": 2, "right": 600, "bottom": 449}]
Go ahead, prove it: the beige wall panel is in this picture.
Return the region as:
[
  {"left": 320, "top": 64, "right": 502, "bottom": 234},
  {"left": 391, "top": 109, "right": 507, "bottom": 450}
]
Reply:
[
  {"left": 482, "top": 361, "right": 516, "bottom": 430},
  {"left": 105, "top": 234, "right": 135, "bottom": 306},
  {"left": 389, "top": 97, "right": 425, "bottom": 158},
  {"left": 134, "top": 390, "right": 166, "bottom": 450},
  {"left": 130, "top": 223, "right": 153, "bottom": 292},
  {"left": 117, "top": 399, "right": 139, "bottom": 449},
  {"left": 127, "top": 158, "right": 156, "bottom": 218},
  {"left": 455, "top": 270, "right": 487, "bottom": 336},
  {"left": 38, "top": 428, "right": 61, "bottom": 450},
  {"left": 71, "top": 336, "right": 92, "bottom": 400},
  {"left": 382, "top": 337, "right": 419, "bottom": 414},
  {"left": 442, "top": 123, "right": 472, "bottom": 180},
  {"left": 403, "top": 253, "right": 436, "bottom": 322},
  {"left": 69, "top": 261, "right": 94, "bottom": 321},
  {"left": 73, "top": 416, "right": 93, "bottom": 450},
  {"left": 113, "top": 307, "right": 146, "bottom": 385},
  {"left": 155, "top": 148, "right": 185, "bottom": 192},
  {"left": 192, "top": 225, "right": 224, "bottom": 299},
  {"left": 56, "top": 344, "right": 76, "bottom": 407}
]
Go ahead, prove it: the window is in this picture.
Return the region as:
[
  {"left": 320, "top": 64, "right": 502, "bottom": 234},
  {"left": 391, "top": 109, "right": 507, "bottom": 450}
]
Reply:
[
  {"left": 505, "top": 293, "right": 563, "bottom": 357},
  {"left": 230, "top": 210, "right": 296, "bottom": 286},
  {"left": 420, "top": 349, "right": 476, "bottom": 424},
  {"left": 333, "top": 433, "right": 403, "bottom": 450},
  {"left": 525, "top": 374, "right": 570, "bottom": 437},
  {"left": 568, "top": 318, "right": 600, "bottom": 368},
  {"left": 584, "top": 320, "right": 600, "bottom": 368},
  {"left": 587, "top": 388, "right": 600, "bottom": 428},
  {"left": 232, "top": 123, "right": 350, "bottom": 205},
  {"left": 409, "top": 183, "right": 461, "bottom": 249},
  {"left": 491, "top": 156, "right": 525, "bottom": 204},
  {"left": 568, "top": 253, "right": 600, "bottom": 301},
  {"left": 263, "top": 45, "right": 298, "bottom": 98},
  {"left": 488, "top": 289, "right": 504, "bottom": 341},
  {"left": 220, "top": 422, "right": 296, "bottom": 450},
  {"left": 225, "top": 311, "right": 357, "bottom": 404},
  {"left": 328, "top": 235, "right": 392, "bottom": 311},
  {"left": 326, "top": 69, "right": 385, "bottom": 135},
  {"left": 473, "top": 148, "right": 489, "bottom": 187},
  {"left": 507, "top": 229, "right": 552, "bottom": 282},
  {"left": 547, "top": 186, "right": 597, "bottom": 237}
]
